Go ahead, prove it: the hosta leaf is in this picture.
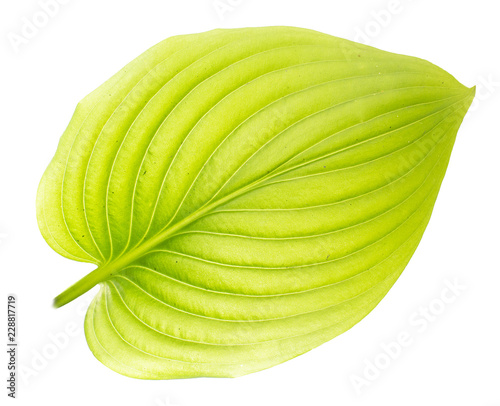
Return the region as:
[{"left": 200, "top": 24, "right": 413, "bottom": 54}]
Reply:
[{"left": 37, "top": 26, "right": 475, "bottom": 379}]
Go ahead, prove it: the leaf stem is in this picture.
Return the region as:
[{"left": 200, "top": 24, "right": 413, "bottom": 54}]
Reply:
[{"left": 53, "top": 265, "right": 111, "bottom": 308}]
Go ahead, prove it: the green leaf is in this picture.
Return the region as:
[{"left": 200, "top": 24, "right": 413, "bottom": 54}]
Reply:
[{"left": 37, "top": 26, "right": 475, "bottom": 379}]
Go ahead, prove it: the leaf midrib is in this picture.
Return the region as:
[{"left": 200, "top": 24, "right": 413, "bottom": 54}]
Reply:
[
  {"left": 53, "top": 87, "right": 473, "bottom": 309},
  {"left": 53, "top": 177, "right": 263, "bottom": 308}
]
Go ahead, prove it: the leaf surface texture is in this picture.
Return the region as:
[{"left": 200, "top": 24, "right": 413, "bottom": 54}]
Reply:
[{"left": 37, "top": 26, "right": 475, "bottom": 379}]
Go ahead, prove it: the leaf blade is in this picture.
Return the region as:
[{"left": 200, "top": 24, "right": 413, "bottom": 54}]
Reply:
[{"left": 39, "top": 26, "right": 475, "bottom": 379}]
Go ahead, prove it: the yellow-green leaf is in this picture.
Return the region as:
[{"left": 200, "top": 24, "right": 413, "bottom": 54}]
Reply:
[{"left": 37, "top": 26, "right": 475, "bottom": 379}]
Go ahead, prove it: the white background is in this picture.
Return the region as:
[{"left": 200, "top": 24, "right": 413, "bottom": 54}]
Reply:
[{"left": 1, "top": 0, "right": 499, "bottom": 405}]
